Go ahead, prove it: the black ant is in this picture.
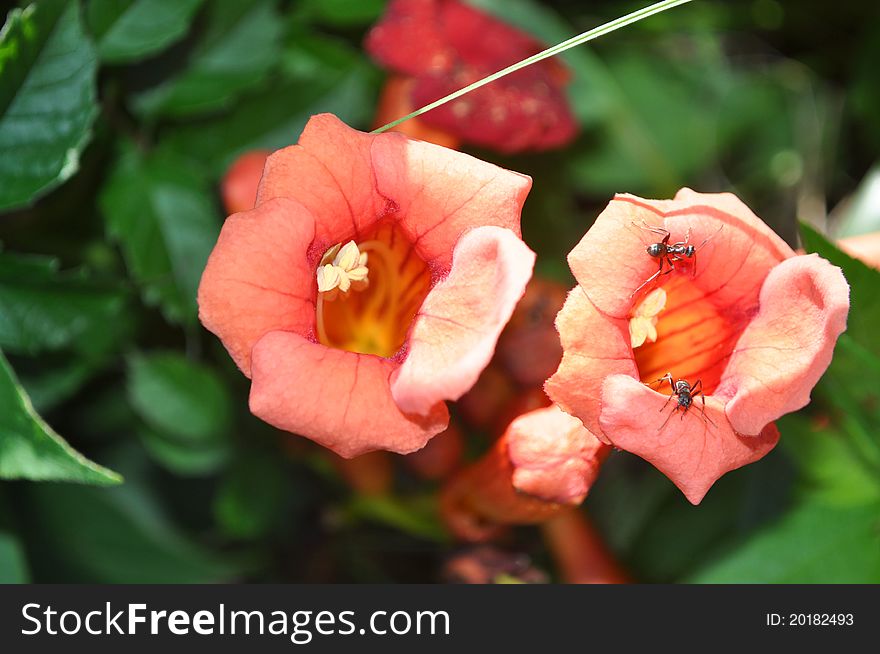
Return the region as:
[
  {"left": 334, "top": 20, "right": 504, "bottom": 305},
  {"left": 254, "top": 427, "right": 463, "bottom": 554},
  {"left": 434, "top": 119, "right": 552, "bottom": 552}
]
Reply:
[
  {"left": 647, "top": 373, "right": 715, "bottom": 431},
  {"left": 630, "top": 222, "right": 722, "bottom": 297}
]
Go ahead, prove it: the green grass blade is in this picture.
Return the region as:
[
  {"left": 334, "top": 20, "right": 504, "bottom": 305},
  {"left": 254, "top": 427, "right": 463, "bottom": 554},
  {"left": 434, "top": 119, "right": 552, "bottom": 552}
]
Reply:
[{"left": 372, "top": 0, "right": 695, "bottom": 134}]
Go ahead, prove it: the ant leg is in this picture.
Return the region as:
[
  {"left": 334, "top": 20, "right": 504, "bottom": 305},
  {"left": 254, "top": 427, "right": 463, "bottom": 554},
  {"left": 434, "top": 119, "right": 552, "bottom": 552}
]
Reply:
[
  {"left": 699, "top": 393, "right": 716, "bottom": 427},
  {"left": 695, "top": 392, "right": 716, "bottom": 427},
  {"left": 696, "top": 224, "right": 724, "bottom": 251},
  {"left": 647, "top": 373, "right": 675, "bottom": 391},
  {"left": 631, "top": 220, "right": 669, "bottom": 239},
  {"left": 691, "top": 381, "right": 717, "bottom": 428},
  {"left": 660, "top": 393, "right": 676, "bottom": 413},
  {"left": 648, "top": 373, "right": 677, "bottom": 413},
  {"left": 630, "top": 259, "right": 666, "bottom": 298},
  {"left": 658, "top": 404, "right": 678, "bottom": 432}
]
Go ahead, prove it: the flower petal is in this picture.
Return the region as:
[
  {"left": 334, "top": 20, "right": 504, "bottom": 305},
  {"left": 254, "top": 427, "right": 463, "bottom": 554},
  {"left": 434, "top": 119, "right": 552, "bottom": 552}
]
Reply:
[
  {"left": 717, "top": 254, "right": 850, "bottom": 435},
  {"left": 570, "top": 191, "right": 795, "bottom": 318},
  {"left": 508, "top": 406, "right": 609, "bottom": 505},
  {"left": 256, "top": 114, "right": 388, "bottom": 244},
  {"left": 371, "top": 133, "right": 531, "bottom": 270},
  {"left": 661, "top": 190, "right": 794, "bottom": 311},
  {"left": 390, "top": 226, "right": 535, "bottom": 415},
  {"left": 598, "top": 374, "right": 780, "bottom": 504},
  {"left": 544, "top": 288, "right": 637, "bottom": 440},
  {"left": 364, "top": 0, "right": 455, "bottom": 76},
  {"left": 372, "top": 77, "right": 462, "bottom": 149},
  {"left": 197, "top": 198, "right": 316, "bottom": 376},
  {"left": 365, "top": 0, "right": 545, "bottom": 77},
  {"left": 221, "top": 149, "right": 269, "bottom": 215},
  {"left": 839, "top": 231, "right": 880, "bottom": 270},
  {"left": 249, "top": 331, "right": 449, "bottom": 457},
  {"left": 412, "top": 69, "right": 577, "bottom": 154}
]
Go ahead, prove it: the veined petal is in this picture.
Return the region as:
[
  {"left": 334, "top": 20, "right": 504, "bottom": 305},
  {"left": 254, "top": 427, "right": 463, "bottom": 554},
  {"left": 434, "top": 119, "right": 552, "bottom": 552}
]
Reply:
[
  {"left": 570, "top": 191, "right": 795, "bottom": 318},
  {"left": 508, "top": 406, "right": 609, "bottom": 505},
  {"left": 391, "top": 226, "right": 535, "bottom": 415},
  {"left": 256, "top": 114, "right": 389, "bottom": 244},
  {"left": 249, "top": 331, "right": 449, "bottom": 457},
  {"left": 371, "top": 132, "right": 531, "bottom": 270},
  {"left": 598, "top": 374, "right": 779, "bottom": 505},
  {"left": 718, "top": 254, "right": 849, "bottom": 435},
  {"left": 197, "top": 198, "right": 316, "bottom": 376},
  {"left": 545, "top": 288, "right": 637, "bottom": 440}
]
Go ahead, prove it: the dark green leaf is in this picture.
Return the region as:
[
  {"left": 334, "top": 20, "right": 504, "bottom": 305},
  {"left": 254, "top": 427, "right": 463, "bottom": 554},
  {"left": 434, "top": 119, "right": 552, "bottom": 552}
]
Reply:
[
  {"left": 345, "top": 495, "right": 449, "bottom": 543},
  {"left": 690, "top": 499, "right": 880, "bottom": 583},
  {"left": 779, "top": 413, "right": 880, "bottom": 506},
  {"left": 791, "top": 228, "right": 880, "bottom": 483},
  {"left": 0, "top": 350, "right": 121, "bottom": 485},
  {"left": 0, "top": 531, "right": 29, "bottom": 583},
  {"left": 18, "top": 356, "right": 101, "bottom": 413},
  {"left": 0, "top": 0, "right": 99, "bottom": 210},
  {"left": 800, "top": 222, "right": 879, "bottom": 357},
  {"left": 21, "top": 482, "right": 238, "bottom": 583},
  {"left": 163, "top": 34, "right": 375, "bottom": 177},
  {"left": 87, "top": 0, "right": 203, "bottom": 63},
  {"left": 625, "top": 452, "right": 794, "bottom": 582},
  {"left": 0, "top": 252, "right": 127, "bottom": 355},
  {"left": 570, "top": 52, "right": 725, "bottom": 195},
  {"left": 214, "top": 449, "right": 285, "bottom": 539},
  {"left": 132, "top": 0, "right": 283, "bottom": 118},
  {"left": 100, "top": 144, "right": 220, "bottom": 324},
  {"left": 127, "top": 351, "right": 232, "bottom": 443},
  {"left": 834, "top": 164, "right": 880, "bottom": 237},
  {"left": 139, "top": 426, "right": 230, "bottom": 476},
  {"left": 300, "top": 0, "right": 384, "bottom": 27}
]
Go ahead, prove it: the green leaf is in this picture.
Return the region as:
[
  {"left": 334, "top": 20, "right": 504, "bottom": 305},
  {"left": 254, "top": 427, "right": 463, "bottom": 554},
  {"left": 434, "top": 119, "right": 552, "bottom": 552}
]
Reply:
[
  {"left": 0, "top": 531, "right": 29, "bottom": 583},
  {"left": 214, "top": 449, "right": 286, "bottom": 539},
  {"left": 127, "top": 351, "right": 232, "bottom": 443},
  {"left": 835, "top": 164, "right": 880, "bottom": 238},
  {"left": 468, "top": 0, "right": 614, "bottom": 125},
  {"left": 132, "top": 0, "right": 283, "bottom": 118},
  {"left": 0, "top": 350, "right": 121, "bottom": 485},
  {"left": 18, "top": 356, "right": 102, "bottom": 413},
  {"left": 690, "top": 499, "right": 880, "bottom": 583},
  {"left": 21, "top": 481, "right": 238, "bottom": 583},
  {"left": 624, "top": 452, "right": 794, "bottom": 582},
  {"left": 100, "top": 144, "right": 220, "bottom": 324},
  {"left": 0, "top": 0, "right": 98, "bottom": 210},
  {"left": 345, "top": 495, "right": 450, "bottom": 543},
  {"left": 779, "top": 413, "right": 880, "bottom": 506},
  {"left": 139, "top": 426, "right": 230, "bottom": 477},
  {"left": 0, "top": 252, "right": 127, "bottom": 355},
  {"left": 797, "top": 226, "right": 880, "bottom": 480},
  {"left": 86, "top": 0, "right": 203, "bottom": 63},
  {"left": 800, "top": 222, "right": 880, "bottom": 357},
  {"left": 300, "top": 0, "right": 385, "bottom": 27},
  {"left": 163, "top": 33, "right": 375, "bottom": 177},
  {"left": 569, "top": 51, "right": 725, "bottom": 195}
]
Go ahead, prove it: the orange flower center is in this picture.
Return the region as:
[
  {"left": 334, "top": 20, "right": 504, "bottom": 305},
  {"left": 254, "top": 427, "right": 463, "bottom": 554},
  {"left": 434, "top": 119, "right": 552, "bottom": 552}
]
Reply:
[
  {"left": 631, "top": 274, "right": 748, "bottom": 395},
  {"left": 315, "top": 222, "right": 431, "bottom": 358}
]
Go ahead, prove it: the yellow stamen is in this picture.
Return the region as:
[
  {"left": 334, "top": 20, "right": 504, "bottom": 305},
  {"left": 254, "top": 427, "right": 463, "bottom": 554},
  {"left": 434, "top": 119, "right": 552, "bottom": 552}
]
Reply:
[
  {"left": 630, "top": 287, "right": 666, "bottom": 348},
  {"left": 316, "top": 241, "right": 370, "bottom": 295},
  {"left": 314, "top": 224, "right": 432, "bottom": 358}
]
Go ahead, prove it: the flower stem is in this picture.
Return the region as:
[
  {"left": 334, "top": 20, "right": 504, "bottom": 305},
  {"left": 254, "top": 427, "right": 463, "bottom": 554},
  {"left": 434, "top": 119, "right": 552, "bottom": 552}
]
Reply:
[{"left": 372, "top": 0, "right": 695, "bottom": 134}]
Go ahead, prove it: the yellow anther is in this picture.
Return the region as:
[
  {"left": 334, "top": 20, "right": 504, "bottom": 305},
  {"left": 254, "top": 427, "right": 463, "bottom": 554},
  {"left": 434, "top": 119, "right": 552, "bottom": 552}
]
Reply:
[
  {"left": 316, "top": 241, "right": 370, "bottom": 296},
  {"left": 630, "top": 287, "right": 666, "bottom": 348}
]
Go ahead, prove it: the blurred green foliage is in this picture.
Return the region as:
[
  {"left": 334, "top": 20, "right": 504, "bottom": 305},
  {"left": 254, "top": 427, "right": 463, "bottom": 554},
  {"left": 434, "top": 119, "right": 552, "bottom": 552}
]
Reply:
[{"left": 0, "top": 0, "right": 878, "bottom": 583}]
